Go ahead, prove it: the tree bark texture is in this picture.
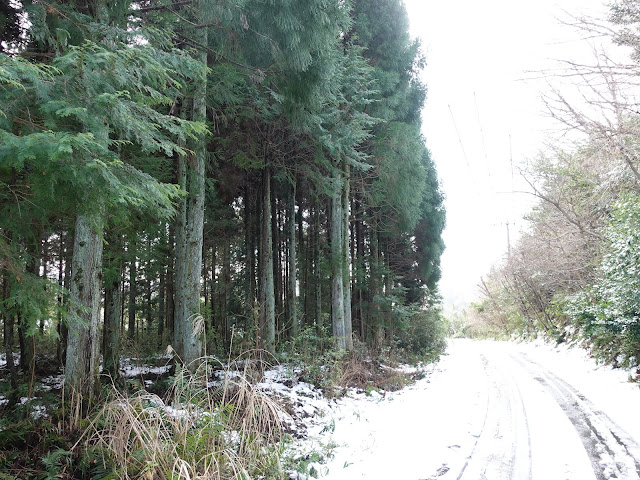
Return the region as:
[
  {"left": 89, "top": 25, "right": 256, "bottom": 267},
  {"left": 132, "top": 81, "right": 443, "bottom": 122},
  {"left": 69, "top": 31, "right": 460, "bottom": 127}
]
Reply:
[
  {"left": 245, "top": 183, "right": 256, "bottom": 333},
  {"left": 128, "top": 238, "right": 136, "bottom": 340},
  {"left": 19, "top": 250, "right": 37, "bottom": 374},
  {"left": 370, "top": 227, "right": 384, "bottom": 347},
  {"left": 65, "top": 214, "right": 103, "bottom": 403},
  {"left": 342, "top": 163, "right": 353, "bottom": 351},
  {"left": 288, "top": 180, "right": 299, "bottom": 339},
  {"left": 2, "top": 269, "right": 18, "bottom": 396},
  {"left": 173, "top": 26, "right": 207, "bottom": 366},
  {"left": 314, "top": 206, "right": 322, "bottom": 332},
  {"left": 174, "top": 140, "right": 206, "bottom": 364},
  {"left": 260, "top": 167, "right": 276, "bottom": 354},
  {"left": 222, "top": 239, "right": 231, "bottom": 348},
  {"left": 166, "top": 225, "right": 175, "bottom": 339},
  {"left": 103, "top": 232, "right": 123, "bottom": 379},
  {"left": 331, "top": 167, "right": 346, "bottom": 351}
]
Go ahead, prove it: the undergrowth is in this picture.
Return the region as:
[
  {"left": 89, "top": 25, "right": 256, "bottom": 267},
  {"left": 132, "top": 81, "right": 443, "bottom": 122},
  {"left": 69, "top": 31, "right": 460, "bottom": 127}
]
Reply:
[
  {"left": 280, "top": 327, "right": 429, "bottom": 397},
  {"left": 82, "top": 356, "right": 287, "bottom": 479},
  {"left": 0, "top": 334, "right": 440, "bottom": 479}
]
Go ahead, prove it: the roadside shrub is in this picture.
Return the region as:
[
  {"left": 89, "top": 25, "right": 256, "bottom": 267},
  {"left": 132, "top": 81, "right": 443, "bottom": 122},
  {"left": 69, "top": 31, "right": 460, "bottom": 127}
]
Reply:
[
  {"left": 564, "top": 195, "right": 640, "bottom": 368},
  {"left": 394, "top": 307, "right": 447, "bottom": 361}
]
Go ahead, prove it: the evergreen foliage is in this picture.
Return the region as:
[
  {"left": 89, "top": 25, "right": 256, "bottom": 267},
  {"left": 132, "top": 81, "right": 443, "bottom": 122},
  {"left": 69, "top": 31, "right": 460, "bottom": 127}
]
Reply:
[
  {"left": 565, "top": 194, "right": 640, "bottom": 366},
  {"left": 0, "top": 0, "right": 445, "bottom": 426},
  {"left": 0, "top": 1, "right": 448, "bottom": 474}
]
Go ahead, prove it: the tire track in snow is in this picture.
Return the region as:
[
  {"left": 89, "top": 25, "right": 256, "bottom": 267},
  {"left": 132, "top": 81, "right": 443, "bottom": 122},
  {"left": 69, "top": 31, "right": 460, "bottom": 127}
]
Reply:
[
  {"left": 511, "top": 352, "right": 640, "bottom": 480},
  {"left": 455, "top": 352, "right": 533, "bottom": 480},
  {"left": 453, "top": 353, "right": 491, "bottom": 480}
]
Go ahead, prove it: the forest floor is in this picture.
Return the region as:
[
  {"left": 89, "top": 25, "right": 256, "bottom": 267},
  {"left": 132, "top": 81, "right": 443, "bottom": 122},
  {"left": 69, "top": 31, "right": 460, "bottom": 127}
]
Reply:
[{"left": 0, "top": 346, "right": 426, "bottom": 478}]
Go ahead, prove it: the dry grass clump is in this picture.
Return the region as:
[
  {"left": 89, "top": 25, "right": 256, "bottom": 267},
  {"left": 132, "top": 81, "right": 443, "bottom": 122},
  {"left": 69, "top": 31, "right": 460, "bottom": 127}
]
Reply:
[
  {"left": 336, "top": 354, "right": 410, "bottom": 393},
  {"left": 84, "top": 358, "right": 286, "bottom": 479},
  {"left": 336, "top": 355, "right": 373, "bottom": 388}
]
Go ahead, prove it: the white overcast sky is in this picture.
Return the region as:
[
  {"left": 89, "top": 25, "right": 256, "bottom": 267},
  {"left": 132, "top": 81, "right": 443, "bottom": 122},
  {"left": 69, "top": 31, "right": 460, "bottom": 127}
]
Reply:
[{"left": 403, "top": 0, "right": 611, "bottom": 309}]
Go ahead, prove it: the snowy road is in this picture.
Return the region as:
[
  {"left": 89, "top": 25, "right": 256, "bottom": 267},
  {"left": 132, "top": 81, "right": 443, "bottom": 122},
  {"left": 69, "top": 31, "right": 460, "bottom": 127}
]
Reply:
[{"left": 319, "top": 340, "right": 640, "bottom": 480}]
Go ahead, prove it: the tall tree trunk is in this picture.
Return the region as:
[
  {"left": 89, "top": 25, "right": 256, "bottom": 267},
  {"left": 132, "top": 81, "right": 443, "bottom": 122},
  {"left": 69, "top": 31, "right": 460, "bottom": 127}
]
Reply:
[
  {"left": 157, "top": 223, "right": 167, "bottom": 347},
  {"left": 58, "top": 232, "right": 71, "bottom": 368},
  {"left": 245, "top": 183, "right": 256, "bottom": 333},
  {"left": 202, "top": 239, "right": 208, "bottom": 312},
  {"left": 210, "top": 245, "right": 220, "bottom": 331},
  {"left": 174, "top": 28, "right": 207, "bottom": 366},
  {"left": 222, "top": 238, "right": 231, "bottom": 348},
  {"left": 166, "top": 225, "right": 175, "bottom": 339},
  {"left": 56, "top": 230, "right": 66, "bottom": 367},
  {"left": 383, "top": 241, "right": 393, "bottom": 341},
  {"left": 352, "top": 196, "right": 363, "bottom": 340},
  {"left": 342, "top": 163, "right": 353, "bottom": 351},
  {"left": 203, "top": 243, "right": 209, "bottom": 322},
  {"left": 103, "top": 231, "right": 123, "bottom": 379},
  {"left": 158, "top": 266, "right": 165, "bottom": 347},
  {"left": 2, "top": 185, "right": 18, "bottom": 397},
  {"left": 288, "top": 180, "right": 299, "bottom": 340},
  {"left": 128, "top": 238, "right": 137, "bottom": 340},
  {"left": 19, "top": 250, "right": 37, "bottom": 375},
  {"left": 174, "top": 155, "right": 205, "bottom": 366},
  {"left": 314, "top": 205, "right": 322, "bottom": 333},
  {"left": 260, "top": 166, "right": 276, "bottom": 354},
  {"left": 331, "top": 167, "right": 346, "bottom": 351},
  {"left": 272, "top": 189, "right": 282, "bottom": 331},
  {"left": 2, "top": 265, "right": 18, "bottom": 400},
  {"left": 40, "top": 237, "right": 48, "bottom": 334},
  {"left": 17, "top": 311, "right": 34, "bottom": 376},
  {"left": 298, "top": 198, "right": 306, "bottom": 328},
  {"left": 65, "top": 213, "right": 103, "bottom": 406},
  {"left": 370, "top": 225, "right": 384, "bottom": 348},
  {"left": 145, "top": 236, "right": 152, "bottom": 332},
  {"left": 356, "top": 211, "right": 365, "bottom": 340}
]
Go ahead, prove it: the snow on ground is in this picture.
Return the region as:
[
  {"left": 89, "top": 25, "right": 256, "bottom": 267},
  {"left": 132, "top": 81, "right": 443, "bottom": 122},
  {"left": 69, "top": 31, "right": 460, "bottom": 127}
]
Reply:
[
  {"left": 285, "top": 339, "right": 640, "bottom": 480},
  {"left": 0, "top": 353, "right": 19, "bottom": 368},
  {"left": 302, "top": 341, "right": 486, "bottom": 479},
  {"left": 257, "top": 364, "right": 340, "bottom": 441},
  {"left": 119, "top": 357, "right": 172, "bottom": 377},
  {"left": 519, "top": 339, "right": 640, "bottom": 445},
  {"left": 40, "top": 374, "right": 64, "bottom": 391}
]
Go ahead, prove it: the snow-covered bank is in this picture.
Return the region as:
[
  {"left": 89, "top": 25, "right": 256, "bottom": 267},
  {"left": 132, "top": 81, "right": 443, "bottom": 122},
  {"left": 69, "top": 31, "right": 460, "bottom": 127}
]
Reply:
[{"left": 293, "top": 339, "right": 640, "bottom": 479}]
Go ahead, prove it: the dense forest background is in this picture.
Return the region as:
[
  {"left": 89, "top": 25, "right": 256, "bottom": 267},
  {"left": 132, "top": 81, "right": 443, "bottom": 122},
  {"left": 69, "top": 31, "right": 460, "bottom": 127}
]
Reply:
[
  {"left": 0, "top": 0, "right": 445, "bottom": 426},
  {"left": 0, "top": 1, "right": 447, "bottom": 477},
  {"left": 461, "top": 0, "right": 640, "bottom": 370}
]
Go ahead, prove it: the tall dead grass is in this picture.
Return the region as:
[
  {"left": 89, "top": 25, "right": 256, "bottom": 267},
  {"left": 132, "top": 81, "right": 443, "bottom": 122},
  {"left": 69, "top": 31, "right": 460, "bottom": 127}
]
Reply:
[{"left": 85, "top": 357, "right": 286, "bottom": 479}]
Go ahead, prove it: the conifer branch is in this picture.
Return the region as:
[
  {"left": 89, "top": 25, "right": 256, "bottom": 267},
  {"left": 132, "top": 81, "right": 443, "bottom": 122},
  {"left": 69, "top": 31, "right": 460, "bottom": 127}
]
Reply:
[
  {"left": 33, "top": 0, "right": 88, "bottom": 33},
  {"left": 175, "top": 33, "right": 271, "bottom": 74},
  {"left": 136, "top": 1, "right": 193, "bottom": 13}
]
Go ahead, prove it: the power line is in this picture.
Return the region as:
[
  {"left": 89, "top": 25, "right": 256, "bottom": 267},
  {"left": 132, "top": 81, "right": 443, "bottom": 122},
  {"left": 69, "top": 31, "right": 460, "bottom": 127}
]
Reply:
[
  {"left": 509, "top": 133, "right": 515, "bottom": 193},
  {"left": 473, "top": 91, "right": 490, "bottom": 177},
  {"left": 448, "top": 104, "right": 470, "bottom": 167}
]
